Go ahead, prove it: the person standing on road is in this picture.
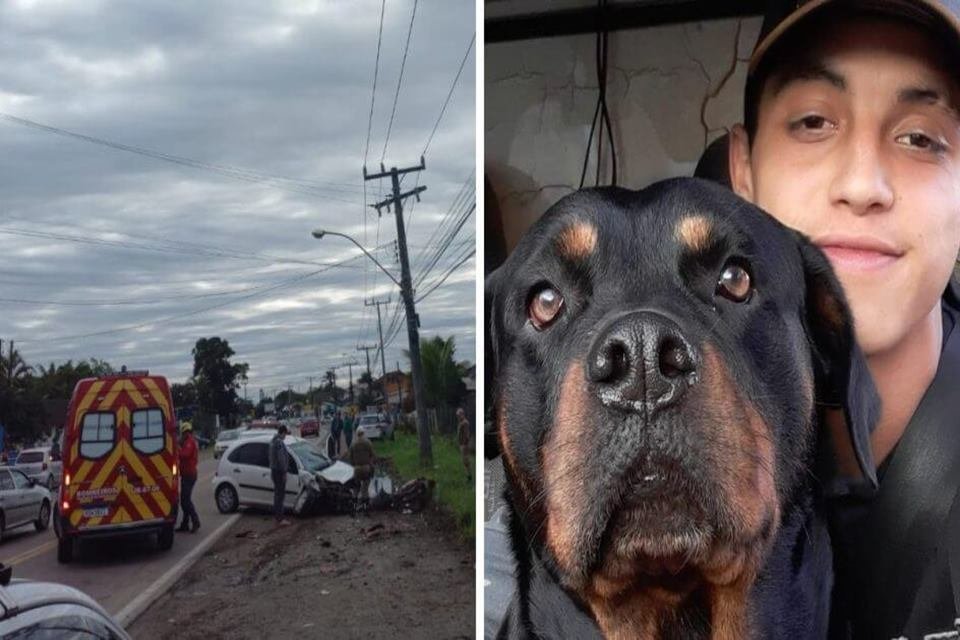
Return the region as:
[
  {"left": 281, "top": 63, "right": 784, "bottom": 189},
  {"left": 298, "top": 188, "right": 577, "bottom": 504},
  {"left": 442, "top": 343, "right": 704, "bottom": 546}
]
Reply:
[
  {"left": 268, "top": 424, "right": 291, "bottom": 526},
  {"left": 330, "top": 410, "right": 343, "bottom": 456},
  {"left": 342, "top": 409, "right": 355, "bottom": 449},
  {"left": 341, "top": 427, "right": 375, "bottom": 504},
  {"left": 456, "top": 408, "right": 472, "bottom": 482},
  {"left": 177, "top": 422, "right": 200, "bottom": 533}
]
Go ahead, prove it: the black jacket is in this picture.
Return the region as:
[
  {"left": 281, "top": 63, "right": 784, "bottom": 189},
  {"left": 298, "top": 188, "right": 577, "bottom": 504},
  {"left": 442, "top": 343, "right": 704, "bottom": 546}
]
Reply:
[{"left": 829, "top": 280, "right": 960, "bottom": 639}]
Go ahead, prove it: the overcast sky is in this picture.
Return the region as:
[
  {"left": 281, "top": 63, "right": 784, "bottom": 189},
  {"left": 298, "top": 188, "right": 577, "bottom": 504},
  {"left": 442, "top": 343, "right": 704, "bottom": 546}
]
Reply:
[{"left": 0, "top": 0, "right": 476, "bottom": 398}]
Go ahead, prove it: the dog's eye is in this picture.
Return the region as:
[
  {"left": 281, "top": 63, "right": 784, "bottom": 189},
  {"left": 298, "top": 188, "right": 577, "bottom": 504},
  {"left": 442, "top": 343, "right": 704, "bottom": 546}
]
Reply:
[
  {"left": 528, "top": 286, "right": 564, "bottom": 330},
  {"left": 716, "top": 262, "right": 753, "bottom": 303}
]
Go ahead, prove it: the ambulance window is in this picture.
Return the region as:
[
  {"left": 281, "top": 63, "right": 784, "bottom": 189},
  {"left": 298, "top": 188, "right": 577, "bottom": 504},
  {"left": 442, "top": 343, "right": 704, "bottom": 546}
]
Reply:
[
  {"left": 132, "top": 408, "right": 165, "bottom": 455},
  {"left": 80, "top": 413, "right": 115, "bottom": 459}
]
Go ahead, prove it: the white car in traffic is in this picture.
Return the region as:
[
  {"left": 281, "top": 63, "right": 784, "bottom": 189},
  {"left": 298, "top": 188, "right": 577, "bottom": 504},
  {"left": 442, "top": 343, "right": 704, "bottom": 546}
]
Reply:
[{"left": 13, "top": 448, "right": 61, "bottom": 490}]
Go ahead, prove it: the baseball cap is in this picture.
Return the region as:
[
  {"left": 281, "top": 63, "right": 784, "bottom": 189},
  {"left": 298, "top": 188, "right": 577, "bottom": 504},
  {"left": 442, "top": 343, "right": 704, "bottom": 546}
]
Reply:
[{"left": 749, "top": 0, "right": 960, "bottom": 76}]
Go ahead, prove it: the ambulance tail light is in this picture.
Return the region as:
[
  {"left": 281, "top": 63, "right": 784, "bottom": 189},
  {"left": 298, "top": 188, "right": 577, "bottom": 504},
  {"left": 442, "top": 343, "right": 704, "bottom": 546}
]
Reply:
[
  {"left": 172, "top": 463, "right": 178, "bottom": 476},
  {"left": 64, "top": 473, "right": 71, "bottom": 487},
  {"left": 61, "top": 499, "right": 69, "bottom": 511}
]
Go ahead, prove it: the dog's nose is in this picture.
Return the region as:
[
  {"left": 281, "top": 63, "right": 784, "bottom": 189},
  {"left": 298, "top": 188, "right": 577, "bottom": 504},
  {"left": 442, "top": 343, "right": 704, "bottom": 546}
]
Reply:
[{"left": 587, "top": 311, "right": 697, "bottom": 410}]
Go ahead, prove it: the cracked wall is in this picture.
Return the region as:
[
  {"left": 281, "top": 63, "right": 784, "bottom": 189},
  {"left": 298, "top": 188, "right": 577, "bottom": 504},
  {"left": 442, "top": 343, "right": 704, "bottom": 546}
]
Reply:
[{"left": 485, "top": 17, "right": 762, "bottom": 251}]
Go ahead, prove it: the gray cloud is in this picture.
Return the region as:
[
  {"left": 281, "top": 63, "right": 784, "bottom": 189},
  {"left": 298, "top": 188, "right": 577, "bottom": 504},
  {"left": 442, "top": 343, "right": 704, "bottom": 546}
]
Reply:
[{"left": 0, "top": 0, "right": 476, "bottom": 396}]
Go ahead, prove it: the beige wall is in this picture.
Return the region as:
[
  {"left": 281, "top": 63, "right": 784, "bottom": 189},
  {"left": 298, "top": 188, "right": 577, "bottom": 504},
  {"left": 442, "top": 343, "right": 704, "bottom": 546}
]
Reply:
[{"left": 485, "top": 17, "right": 762, "bottom": 251}]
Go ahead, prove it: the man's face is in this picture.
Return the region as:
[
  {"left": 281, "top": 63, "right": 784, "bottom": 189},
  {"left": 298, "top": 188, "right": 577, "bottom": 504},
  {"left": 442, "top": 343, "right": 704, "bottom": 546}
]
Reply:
[{"left": 731, "top": 18, "right": 960, "bottom": 355}]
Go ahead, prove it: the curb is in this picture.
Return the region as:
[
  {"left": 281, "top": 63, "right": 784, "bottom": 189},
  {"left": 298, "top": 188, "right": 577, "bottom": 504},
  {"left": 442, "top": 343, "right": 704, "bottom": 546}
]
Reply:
[{"left": 114, "top": 513, "right": 240, "bottom": 629}]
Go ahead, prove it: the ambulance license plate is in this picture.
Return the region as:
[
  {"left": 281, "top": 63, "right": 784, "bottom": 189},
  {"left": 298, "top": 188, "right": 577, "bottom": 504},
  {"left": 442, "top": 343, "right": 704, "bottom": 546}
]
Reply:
[{"left": 82, "top": 507, "right": 109, "bottom": 518}]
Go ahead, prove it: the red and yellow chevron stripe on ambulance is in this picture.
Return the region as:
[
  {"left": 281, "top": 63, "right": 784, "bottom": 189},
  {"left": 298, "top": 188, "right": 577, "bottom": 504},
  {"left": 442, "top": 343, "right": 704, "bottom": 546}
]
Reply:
[{"left": 59, "top": 373, "right": 179, "bottom": 532}]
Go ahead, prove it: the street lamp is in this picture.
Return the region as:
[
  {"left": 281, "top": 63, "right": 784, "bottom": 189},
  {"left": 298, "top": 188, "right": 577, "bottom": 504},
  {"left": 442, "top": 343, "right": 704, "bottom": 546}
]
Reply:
[{"left": 312, "top": 229, "right": 400, "bottom": 287}]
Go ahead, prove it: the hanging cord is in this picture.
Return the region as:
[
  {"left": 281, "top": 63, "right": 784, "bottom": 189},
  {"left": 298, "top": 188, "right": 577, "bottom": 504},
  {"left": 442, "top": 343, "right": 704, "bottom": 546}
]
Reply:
[{"left": 579, "top": 0, "right": 618, "bottom": 189}]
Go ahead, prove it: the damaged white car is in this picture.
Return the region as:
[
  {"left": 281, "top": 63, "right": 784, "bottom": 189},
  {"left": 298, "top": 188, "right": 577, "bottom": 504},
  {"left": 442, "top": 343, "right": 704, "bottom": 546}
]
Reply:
[{"left": 212, "top": 434, "right": 356, "bottom": 516}]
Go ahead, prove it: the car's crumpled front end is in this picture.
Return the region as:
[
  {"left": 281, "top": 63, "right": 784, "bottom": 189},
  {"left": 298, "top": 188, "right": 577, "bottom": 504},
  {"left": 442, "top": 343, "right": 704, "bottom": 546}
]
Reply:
[{"left": 293, "top": 461, "right": 356, "bottom": 515}]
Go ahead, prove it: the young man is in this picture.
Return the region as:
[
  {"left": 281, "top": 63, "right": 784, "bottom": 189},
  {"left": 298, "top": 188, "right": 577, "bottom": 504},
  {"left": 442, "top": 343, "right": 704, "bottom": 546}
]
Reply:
[
  {"left": 268, "top": 423, "right": 291, "bottom": 526},
  {"left": 727, "top": 1, "right": 960, "bottom": 637}
]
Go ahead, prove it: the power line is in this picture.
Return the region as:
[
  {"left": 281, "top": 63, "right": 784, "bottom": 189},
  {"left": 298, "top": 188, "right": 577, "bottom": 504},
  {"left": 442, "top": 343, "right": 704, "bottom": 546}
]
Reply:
[
  {"left": 422, "top": 33, "right": 475, "bottom": 158},
  {"left": 363, "top": 0, "right": 388, "bottom": 297},
  {"left": 416, "top": 248, "right": 475, "bottom": 303},
  {"left": 0, "top": 113, "right": 364, "bottom": 203},
  {"left": 380, "top": 0, "right": 418, "bottom": 163}
]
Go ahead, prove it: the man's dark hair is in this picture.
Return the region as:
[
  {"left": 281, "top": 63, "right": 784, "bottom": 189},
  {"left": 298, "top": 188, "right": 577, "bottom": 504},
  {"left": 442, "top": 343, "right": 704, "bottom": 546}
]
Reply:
[{"left": 744, "top": 5, "right": 960, "bottom": 145}]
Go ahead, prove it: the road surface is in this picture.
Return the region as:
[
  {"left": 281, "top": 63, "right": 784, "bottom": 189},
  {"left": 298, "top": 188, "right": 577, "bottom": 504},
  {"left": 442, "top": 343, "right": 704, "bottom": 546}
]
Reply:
[{"left": 0, "top": 453, "right": 232, "bottom": 616}]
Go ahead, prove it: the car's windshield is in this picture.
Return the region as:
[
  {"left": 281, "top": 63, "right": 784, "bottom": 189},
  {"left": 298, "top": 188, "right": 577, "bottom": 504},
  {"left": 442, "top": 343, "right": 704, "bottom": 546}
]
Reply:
[
  {"left": 289, "top": 441, "right": 332, "bottom": 473},
  {"left": 17, "top": 451, "right": 43, "bottom": 463}
]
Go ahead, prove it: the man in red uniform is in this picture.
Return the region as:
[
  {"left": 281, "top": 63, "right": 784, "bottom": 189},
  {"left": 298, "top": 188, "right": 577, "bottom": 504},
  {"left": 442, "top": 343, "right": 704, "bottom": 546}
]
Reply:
[{"left": 177, "top": 421, "right": 200, "bottom": 533}]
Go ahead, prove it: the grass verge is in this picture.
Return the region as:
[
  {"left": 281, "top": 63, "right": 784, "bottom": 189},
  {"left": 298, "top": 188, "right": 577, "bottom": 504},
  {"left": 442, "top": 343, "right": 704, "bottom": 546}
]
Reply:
[{"left": 374, "top": 431, "right": 475, "bottom": 540}]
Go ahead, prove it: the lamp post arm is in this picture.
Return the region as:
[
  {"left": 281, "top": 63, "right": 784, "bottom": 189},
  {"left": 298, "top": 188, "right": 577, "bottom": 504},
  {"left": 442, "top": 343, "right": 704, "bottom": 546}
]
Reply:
[{"left": 324, "top": 231, "right": 400, "bottom": 287}]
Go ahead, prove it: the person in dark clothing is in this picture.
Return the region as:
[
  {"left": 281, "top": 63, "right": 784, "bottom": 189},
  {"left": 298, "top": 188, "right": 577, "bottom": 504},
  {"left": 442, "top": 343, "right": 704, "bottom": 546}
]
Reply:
[
  {"left": 177, "top": 422, "right": 200, "bottom": 533},
  {"left": 268, "top": 424, "right": 290, "bottom": 526},
  {"left": 456, "top": 408, "right": 472, "bottom": 482},
  {"left": 330, "top": 410, "right": 343, "bottom": 456},
  {"left": 342, "top": 410, "right": 355, "bottom": 448},
  {"left": 725, "top": 2, "right": 960, "bottom": 636},
  {"left": 341, "top": 427, "right": 376, "bottom": 504}
]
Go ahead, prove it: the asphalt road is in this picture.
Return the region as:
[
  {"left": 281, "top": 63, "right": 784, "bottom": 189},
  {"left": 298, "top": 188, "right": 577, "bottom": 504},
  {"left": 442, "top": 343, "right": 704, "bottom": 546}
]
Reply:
[{"left": 0, "top": 452, "right": 233, "bottom": 616}]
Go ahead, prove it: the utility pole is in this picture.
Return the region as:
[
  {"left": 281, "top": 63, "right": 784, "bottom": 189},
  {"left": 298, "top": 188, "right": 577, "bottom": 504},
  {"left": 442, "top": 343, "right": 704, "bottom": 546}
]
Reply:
[
  {"left": 356, "top": 344, "right": 377, "bottom": 381},
  {"left": 364, "top": 296, "right": 391, "bottom": 379},
  {"left": 365, "top": 157, "right": 433, "bottom": 465}
]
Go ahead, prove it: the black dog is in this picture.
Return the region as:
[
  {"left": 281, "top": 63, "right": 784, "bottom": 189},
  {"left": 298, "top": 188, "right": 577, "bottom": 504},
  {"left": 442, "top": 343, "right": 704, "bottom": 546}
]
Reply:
[{"left": 486, "top": 178, "right": 878, "bottom": 640}]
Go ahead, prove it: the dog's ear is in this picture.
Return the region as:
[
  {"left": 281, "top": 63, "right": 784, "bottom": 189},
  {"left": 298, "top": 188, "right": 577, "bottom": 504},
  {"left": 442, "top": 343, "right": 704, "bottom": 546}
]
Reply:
[
  {"left": 485, "top": 267, "right": 503, "bottom": 459},
  {"left": 796, "top": 234, "right": 879, "bottom": 494}
]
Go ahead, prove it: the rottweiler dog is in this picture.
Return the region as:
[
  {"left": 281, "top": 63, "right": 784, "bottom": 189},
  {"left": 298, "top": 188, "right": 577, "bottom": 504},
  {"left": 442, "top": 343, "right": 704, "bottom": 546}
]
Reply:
[{"left": 486, "top": 178, "right": 878, "bottom": 640}]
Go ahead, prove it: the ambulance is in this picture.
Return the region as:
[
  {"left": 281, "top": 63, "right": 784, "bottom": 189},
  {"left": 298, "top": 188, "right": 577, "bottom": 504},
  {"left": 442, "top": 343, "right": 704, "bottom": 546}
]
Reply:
[{"left": 54, "top": 369, "right": 180, "bottom": 563}]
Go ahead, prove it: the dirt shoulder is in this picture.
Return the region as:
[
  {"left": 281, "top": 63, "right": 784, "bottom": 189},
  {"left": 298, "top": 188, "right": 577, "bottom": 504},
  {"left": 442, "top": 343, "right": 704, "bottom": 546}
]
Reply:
[{"left": 129, "top": 506, "right": 475, "bottom": 639}]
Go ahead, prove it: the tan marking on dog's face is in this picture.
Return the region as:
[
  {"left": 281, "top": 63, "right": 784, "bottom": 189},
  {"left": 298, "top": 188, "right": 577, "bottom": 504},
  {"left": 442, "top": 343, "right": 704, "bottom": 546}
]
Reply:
[
  {"left": 542, "top": 359, "right": 589, "bottom": 577},
  {"left": 675, "top": 215, "right": 713, "bottom": 253},
  {"left": 701, "top": 344, "right": 780, "bottom": 560},
  {"left": 497, "top": 396, "right": 535, "bottom": 511},
  {"left": 554, "top": 221, "right": 598, "bottom": 261}
]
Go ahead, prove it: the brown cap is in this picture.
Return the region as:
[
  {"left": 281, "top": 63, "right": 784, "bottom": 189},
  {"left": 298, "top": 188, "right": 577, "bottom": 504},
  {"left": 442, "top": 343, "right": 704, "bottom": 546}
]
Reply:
[{"left": 749, "top": 0, "right": 960, "bottom": 75}]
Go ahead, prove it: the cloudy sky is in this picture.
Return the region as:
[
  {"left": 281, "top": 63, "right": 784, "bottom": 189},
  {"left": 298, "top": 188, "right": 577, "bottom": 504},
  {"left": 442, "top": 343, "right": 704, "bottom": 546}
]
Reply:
[{"left": 0, "top": 0, "right": 476, "bottom": 397}]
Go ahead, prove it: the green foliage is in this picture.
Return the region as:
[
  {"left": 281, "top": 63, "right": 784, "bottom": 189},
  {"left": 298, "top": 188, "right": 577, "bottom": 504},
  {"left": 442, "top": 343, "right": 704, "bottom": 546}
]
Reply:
[
  {"left": 191, "top": 337, "right": 248, "bottom": 426},
  {"left": 406, "top": 336, "right": 469, "bottom": 410},
  {"left": 374, "top": 432, "right": 475, "bottom": 540}
]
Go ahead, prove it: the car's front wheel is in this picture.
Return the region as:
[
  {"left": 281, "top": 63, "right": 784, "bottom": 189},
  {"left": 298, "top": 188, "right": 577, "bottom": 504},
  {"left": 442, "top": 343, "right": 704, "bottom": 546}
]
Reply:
[
  {"left": 35, "top": 500, "right": 50, "bottom": 531},
  {"left": 215, "top": 483, "right": 239, "bottom": 514}
]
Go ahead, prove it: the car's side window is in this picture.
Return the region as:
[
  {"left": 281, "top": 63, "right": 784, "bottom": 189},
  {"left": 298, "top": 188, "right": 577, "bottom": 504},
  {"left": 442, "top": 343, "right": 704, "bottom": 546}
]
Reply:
[
  {"left": 80, "top": 412, "right": 116, "bottom": 459},
  {"left": 251, "top": 443, "right": 270, "bottom": 468},
  {"left": 228, "top": 443, "right": 269, "bottom": 468},
  {"left": 0, "top": 470, "right": 14, "bottom": 491},
  {"left": 131, "top": 408, "right": 165, "bottom": 455},
  {"left": 227, "top": 443, "right": 252, "bottom": 465},
  {"left": 11, "top": 470, "right": 31, "bottom": 490}
]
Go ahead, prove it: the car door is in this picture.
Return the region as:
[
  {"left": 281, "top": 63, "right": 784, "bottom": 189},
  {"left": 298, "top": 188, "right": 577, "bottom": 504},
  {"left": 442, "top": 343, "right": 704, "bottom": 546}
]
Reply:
[
  {"left": 10, "top": 469, "right": 38, "bottom": 526},
  {"left": 0, "top": 469, "right": 22, "bottom": 528},
  {"left": 227, "top": 442, "right": 272, "bottom": 506}
]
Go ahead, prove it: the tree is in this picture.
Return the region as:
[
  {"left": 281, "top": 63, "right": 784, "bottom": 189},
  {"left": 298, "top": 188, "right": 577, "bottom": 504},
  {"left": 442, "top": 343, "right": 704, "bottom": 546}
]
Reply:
[
  {"left": 323, "top": 369, "right": 342, "bottom": 404},
  {"left": 404, "top": 335, "right": 470, "bottom": 436},
  {"left": 357, "top": 371, "right": 376, "bottom": 408},
  {"left": 191, "top": 337, "right": 248, "bottom": 429}
]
